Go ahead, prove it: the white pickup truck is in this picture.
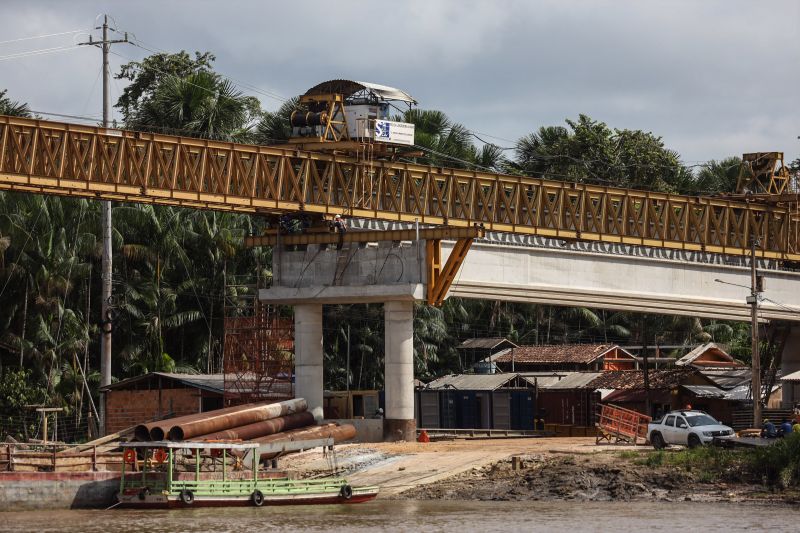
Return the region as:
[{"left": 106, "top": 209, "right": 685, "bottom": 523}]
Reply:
[{"left": 647, "top": 410, "right": 735, "bottom": 449}]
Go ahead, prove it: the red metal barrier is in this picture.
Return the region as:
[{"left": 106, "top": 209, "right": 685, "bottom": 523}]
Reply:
[{"left": 595, "top": 404, "right": 651, "bottom": 445}]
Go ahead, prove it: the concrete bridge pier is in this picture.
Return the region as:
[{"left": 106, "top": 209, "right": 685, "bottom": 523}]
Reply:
[
  {"left": 261, "top": 241, "right": 426, "bottom": 441},
  {"left": 384, "top": 300, "right": 416, "bottom": 441},
  {"left": 781, "top": 325, "right": 800, "bottom": 408},
  {"left": 294, "top": 304, "right": 324, "bottom": 417}
]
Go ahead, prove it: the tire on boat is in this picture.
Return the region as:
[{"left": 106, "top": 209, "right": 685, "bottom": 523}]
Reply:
[
  {"left": 340, "top": 484, "right": 353, "bottom": 500},
  {"left": 138, "top": 487, "right": 150, "bottom": 501},
  {"left": 179, "top": 489, "right": 195, "bottom": 505},
  {"left": 251, "top": 489, "right": 265, "bottom": 507}
]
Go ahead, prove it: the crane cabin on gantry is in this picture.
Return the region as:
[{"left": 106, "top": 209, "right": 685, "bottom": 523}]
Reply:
[{"left": 285, "top": 79, "right": 417, "bottom": 156}]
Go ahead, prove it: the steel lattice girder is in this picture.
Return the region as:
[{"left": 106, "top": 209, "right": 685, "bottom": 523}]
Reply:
[{"left": 0, "top": 114, "right": 797, "bottom": 260}]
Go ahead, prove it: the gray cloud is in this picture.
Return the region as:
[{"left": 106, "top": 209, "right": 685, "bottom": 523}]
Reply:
[{"left": 1, "top": 0, "right": 797, "bottom": 163}]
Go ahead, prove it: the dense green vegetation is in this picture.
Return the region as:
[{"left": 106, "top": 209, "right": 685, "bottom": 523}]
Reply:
[
  {"left": 636, "top": 434, "right": 800, "bottom": 488},
  {"left": 0, "top": 51, "right": 762, "bottom": 440}
]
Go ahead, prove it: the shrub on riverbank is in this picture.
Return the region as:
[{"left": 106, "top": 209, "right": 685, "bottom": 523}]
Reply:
[
  {"left": 746, "top": 433, "right": 800, "bottom": 487},
  {"left": 632, "top": 434, "right": 800, "bottom": 488}
]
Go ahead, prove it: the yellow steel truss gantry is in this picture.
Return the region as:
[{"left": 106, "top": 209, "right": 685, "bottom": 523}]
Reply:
[{"left": 0, "top": 114, "right": 798, "bottom": 261}]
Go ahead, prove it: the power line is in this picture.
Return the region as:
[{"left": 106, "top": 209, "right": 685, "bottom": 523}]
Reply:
[
  {"left": 0, "top": 44, "right": 80, "bottom": 62},
  {"left": 118, "top": 34, "right": 288, "bottom": 104},
  {"left": 0, "top": 29, "right": 87, "bottom": 46},
  {"left": 29, "top": 110, "right": 103, "bottom": 121}
]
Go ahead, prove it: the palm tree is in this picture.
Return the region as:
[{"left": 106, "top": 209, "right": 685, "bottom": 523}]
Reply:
[
  {"left": 514, "top": 125, "right": 572, "bottom": 177},
  {"left": 0, "top": 90, "right": 31, "bottom": 117},
  {"left": 396, "top": 109, "right": 473, "bottom": 168},
  {"left": 253, "top": 97, "right": 302, "bottom": 145},
  {"left": 685, "top": 157, "right": 742, "bottom": 195},
  {"left": 130, "top": 71, "right": 259, "bottom": 141}
]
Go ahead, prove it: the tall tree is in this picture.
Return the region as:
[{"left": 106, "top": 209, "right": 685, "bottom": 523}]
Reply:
[
  {"left": 514, "top": 114, "right": 688, "bottom": 193},
  {"left": 115, "top": 51, "right": 216, "bottom": 123}
]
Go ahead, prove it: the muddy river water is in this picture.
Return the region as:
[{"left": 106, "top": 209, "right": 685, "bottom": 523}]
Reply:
[{"left": 3, "top": 499, "right": 798, "bottom": 532}]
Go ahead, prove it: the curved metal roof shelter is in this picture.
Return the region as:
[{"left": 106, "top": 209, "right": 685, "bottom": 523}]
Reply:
[{"left": 303, "top": 79, "right": 416, "bottom": 104}]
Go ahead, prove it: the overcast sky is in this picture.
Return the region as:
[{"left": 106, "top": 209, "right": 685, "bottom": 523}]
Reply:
[{"left": 1, "top": 0, "right": 798, "bottom": 164}]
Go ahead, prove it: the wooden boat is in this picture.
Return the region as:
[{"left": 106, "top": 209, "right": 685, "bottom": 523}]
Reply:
[{"left": 117, "top": 441, "right": 378, "bottom": 508}]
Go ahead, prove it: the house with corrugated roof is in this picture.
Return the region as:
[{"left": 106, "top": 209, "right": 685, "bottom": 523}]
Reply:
[
  {"left": 675, "top": 342, "right": 744, "bottom": 369},
  {"left": 100, "top": 372, "right": 293, "bottom": 434},
  {"left": 591, "top": 368, "right": 719, "bottom": 419},
  {"left": 488, "top": 344, "right": 638, "bottom": 372},
  {"left": 534, "top": 372, "right": 604, "bottom": 427},
  {"left": 457, "top": 337, "right": 518, "bottom": 373}
]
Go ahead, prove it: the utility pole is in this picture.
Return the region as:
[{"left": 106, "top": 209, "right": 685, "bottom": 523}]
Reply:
[
  {"left": 748, "top": 237, "right": 763, "bottom": 428},
  {"left": 79, "top": 16, "right": 128, "bottom": 435},
  {"left": 346, "top": 324, "right": 351, "bottom": 393},
  {"left": 641, "top": 317, "right": 651, "bottom": 417}
]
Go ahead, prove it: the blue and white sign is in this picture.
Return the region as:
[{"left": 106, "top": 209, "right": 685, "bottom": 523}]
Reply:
[
  {"left": 373, "top": 119, "right": 414, "bottom": 146},
  {"left": 375, "top": 121, "right": 391, "bottom": 140}
]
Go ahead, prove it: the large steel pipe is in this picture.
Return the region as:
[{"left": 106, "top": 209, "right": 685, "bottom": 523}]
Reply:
[
  {"left": 134, "top": 399, "right": 308, "bottom": 441},
  {"left": 191, "top": 411, "right": 316, "bottom": 441},
  {"left": 250, "top": 423, "right": 357, "bottom": 461},
  {"left": 134, "top": 401, "right": 280, "bottom": 441},
  {"left": 253, "top": 422, "right": 357, "bottom": 445},
  {"left": 168, "top": 398, "right": 308, "bottom": 441}
]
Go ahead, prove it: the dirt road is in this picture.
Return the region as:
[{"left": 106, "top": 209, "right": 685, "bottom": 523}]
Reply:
[{"left": 282, "top": 437, "right": 638, "bottom": 497}]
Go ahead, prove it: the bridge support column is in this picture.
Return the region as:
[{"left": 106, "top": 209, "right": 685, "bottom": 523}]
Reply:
[
  {"left": 781, "top": 325, "right": 800, "bottom": 408},
  {"left": 384, "top": 300, "right": 416, "bottom": 441},
  {"left": 294, "top": 304, "right": 324, "bottom": 417}
]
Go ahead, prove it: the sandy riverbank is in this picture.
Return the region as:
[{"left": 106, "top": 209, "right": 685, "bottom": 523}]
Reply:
[{"left": 282, "top": 437, "right": 799, "bottom": 504}]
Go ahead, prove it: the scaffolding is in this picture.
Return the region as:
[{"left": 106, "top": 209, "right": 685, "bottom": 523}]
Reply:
[{"left": 223, "top": 275, "right": 294, "bottom": 406}]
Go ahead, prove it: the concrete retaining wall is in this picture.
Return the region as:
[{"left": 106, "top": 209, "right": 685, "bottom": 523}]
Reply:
[{"left": 0, "top": 472, "right": 120, "bottom": 510}]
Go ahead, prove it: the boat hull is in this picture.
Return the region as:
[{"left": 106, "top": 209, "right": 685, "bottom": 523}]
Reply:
[{"left": 117, "top": 489, "right": 378, "bottom": 508}]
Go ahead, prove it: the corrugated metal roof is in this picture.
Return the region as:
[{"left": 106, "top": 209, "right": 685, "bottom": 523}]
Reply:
[
  {"left": 782, "top": 369, "right": 800, "bottom": 382},
  {"left": 101, "top": 372, "right": 225, "bottom": 393},
  {"left": 520, "top": 375, "right": 564, "bottom": 388},
  {"left": 458, "top": 337, "right": 517, "bottom": 350},
  {"left": 683, "top": 384, "right": 753, "bottom": 401},
  {"left": 700, "top": 369, "right": 751, "bottom": 389},
  {"left": 304, "top": 79, "right": 416, "bottom": 103},
  {"left": 100, "top": 372, "right": 293, "bottom": 396},
  {"left": 676, "top": 343, "right": 736, "bottom": 367},
  {"left": 425, "top": 373, "right": 524, "bottom": 391},
  {"left": 541, "top": 372, "right": 604, "bottom": 390}
]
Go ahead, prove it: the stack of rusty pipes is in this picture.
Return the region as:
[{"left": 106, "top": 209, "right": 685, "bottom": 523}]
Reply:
[{"left": 133, "top": 398, "right": 356, "bottom": 450}]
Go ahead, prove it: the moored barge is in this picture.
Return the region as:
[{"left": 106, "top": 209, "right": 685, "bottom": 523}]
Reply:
[{"left": 117, "top": 441, "right": 378, "bottom": 508}]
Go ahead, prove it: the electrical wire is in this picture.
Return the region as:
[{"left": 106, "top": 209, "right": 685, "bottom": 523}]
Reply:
[
  {"left": 120, "top": 34, "right": 289, "bottom": 103},
  {"left": 0, "top": 44, "right": 80, "bottom": 62},
  {"left": 29, "top": 110, "right": 103, "bottom": 121},
  {"left": 760, "top": 296, "right": 800, "bottom": 315},
  {"left": 0, "top": 29, "right": 87, "bottom": 46},
  {"left": 27, "top": 108, "right": 288, "bottom": 144}
]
